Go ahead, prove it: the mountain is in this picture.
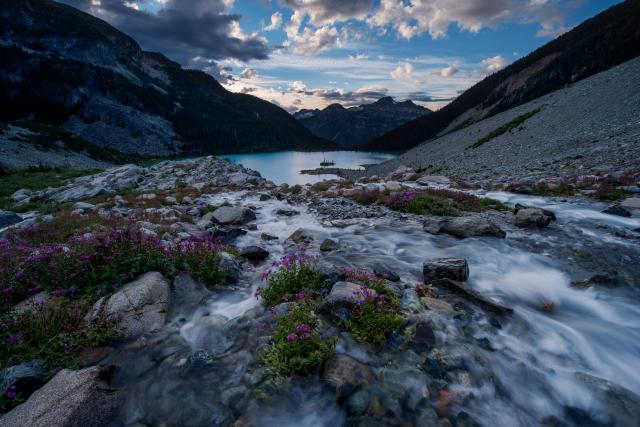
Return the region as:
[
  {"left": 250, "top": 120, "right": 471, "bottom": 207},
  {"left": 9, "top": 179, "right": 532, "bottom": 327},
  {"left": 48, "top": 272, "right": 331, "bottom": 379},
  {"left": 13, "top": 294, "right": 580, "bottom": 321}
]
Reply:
[
  {"left": 0, "top": 0, "right": 334, "bottom": 157},
  {"left": 294, "top": 97, "right": 431, "bottom": 148},
  {"left": 363, "top": 0, "right": 640, "bottom": 152}
]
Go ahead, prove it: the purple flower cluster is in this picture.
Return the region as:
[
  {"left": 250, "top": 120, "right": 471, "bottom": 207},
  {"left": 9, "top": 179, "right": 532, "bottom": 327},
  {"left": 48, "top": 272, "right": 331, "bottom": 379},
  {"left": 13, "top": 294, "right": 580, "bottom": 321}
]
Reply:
[
  {"left": 342, "top": 267, "right": 379, "bottom": 285},
  {"left": 6, "top": 385, "right": 17, "bottom": 399},
  {"left": 261, "top": 246, "right": 318, "bottom": 281},
  {"left": 286, "top": 324, "right": 312, "bottom": 341},
  {"left": 345, "top": 285, "right": 387, "bottom": 309}
]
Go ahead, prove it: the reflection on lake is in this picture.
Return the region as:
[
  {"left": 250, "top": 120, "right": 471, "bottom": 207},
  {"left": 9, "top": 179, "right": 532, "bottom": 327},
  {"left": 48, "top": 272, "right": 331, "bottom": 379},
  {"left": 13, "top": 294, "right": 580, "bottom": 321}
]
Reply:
[{"left": 219, "top": 151, "right": 397, "bottom": 185}]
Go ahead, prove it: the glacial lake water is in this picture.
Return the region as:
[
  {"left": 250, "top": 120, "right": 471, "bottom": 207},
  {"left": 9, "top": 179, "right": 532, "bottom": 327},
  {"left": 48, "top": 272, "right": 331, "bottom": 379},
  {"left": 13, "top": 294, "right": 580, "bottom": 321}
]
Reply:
[{"left": 219, "top": 151, "right": 397, "bottom": 185}]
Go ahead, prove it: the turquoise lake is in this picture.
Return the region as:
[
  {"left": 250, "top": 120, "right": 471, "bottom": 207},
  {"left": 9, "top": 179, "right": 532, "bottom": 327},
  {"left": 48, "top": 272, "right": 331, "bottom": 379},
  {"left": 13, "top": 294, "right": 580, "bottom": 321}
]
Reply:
[{"left": 220, "top": 151, "right": 397, "bottom": 185}]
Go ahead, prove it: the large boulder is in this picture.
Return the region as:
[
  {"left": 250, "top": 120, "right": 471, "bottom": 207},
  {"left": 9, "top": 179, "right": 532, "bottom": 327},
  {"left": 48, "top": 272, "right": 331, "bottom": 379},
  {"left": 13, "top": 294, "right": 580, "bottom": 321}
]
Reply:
[
  {"left": 0, "top": 366, "right": 122, "bottom": 427},
  {"left": 602, "top": 204, "right": 631, "bottom": 217},
  {"left": 424, "top": 216, "right": 506, "bottom": 239},
  {"left": 322, "top": 354, "right": 375, "bottom": 394},
  {"left": 620, "top": 197, "right": 640, "bottom": 212},
  {"left": 0, "top": 210, "right": 22, "bottom": 228},
  {"left": 515, "top": 208, "right": 553, "bottom": 228},
  {"left": 0, "top": 360, "right": 47, "bottom": 399},
  {"left": 240, "top": 246, "right": 269, "bottom": 260},
  {"left": 286, "top": 228, "right": 315, "bottom": 245},
  {"left": 423, "top": 258, "right": 469, "bottom": 283},
  {"left": 211, "top": 206, "right": 256, "bottom": 225},
  {"left": 85, "top": 272, "right": 170, "bottom": 340}
]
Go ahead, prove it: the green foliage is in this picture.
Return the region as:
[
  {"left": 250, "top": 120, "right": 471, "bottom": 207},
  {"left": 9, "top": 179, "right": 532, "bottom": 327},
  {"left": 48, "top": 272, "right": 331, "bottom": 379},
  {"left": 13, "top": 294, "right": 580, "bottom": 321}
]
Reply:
[
  {"left": 259, "top": 251, "right": 330, "bottom": 307},
  {"left": 531, "top": 182, "right": 576, "bottom": 197},
  {"left": 348, "top": 299, "right": 403, "bottom": 344},
  {"left": 174, "top": 242, "right": 238, "bottom": 288},
  {"left": 394, "top": 194, "right": 460, "bottom": 216},
  {"left": 471, "top": 108, "right": 540, "bottom": 149},
  {"left": 0, "top": 167, "right": 98, "bottom": 212},
  {"left": 262, "top": 301, "right": 336, "bottom": 384}
]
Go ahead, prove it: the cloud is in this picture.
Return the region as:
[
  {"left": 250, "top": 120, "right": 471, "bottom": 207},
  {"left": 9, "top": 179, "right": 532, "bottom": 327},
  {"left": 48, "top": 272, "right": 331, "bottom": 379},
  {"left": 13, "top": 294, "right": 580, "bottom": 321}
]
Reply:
[
  {"left": 367, "top": 0, "right": 571, "bottom": 41},
  {"left": 349, "top": 53, "right": 369, "bottom": 61},
  {"left": 241, "top": 87, "right": 257, "bottom": 94},
  {"left": 264, "top": 11, "right": 283, "bottom": 31},
  {"left": 59, "top": 0, "right": 269, "bottom": 64},
  {"left": 406, "top": 91, "right": 456, "bottom": 103},
  {"left": 440, "top": 65, "right": 458, "bottom": 77},
  {"left": 239, "top": 67, "right": 259, "bottom": 79},
  {"left": 390, "top": 61, "right": 415, "bottom": 82},
  {"left": 279, "top": 0, "right": 375, "bottom": 26},
  {"left": 287, "top": 80, "right": 389, "bottom": 106},
  {"left": 481, "top": 55, "right": 507, "bottom": 72}
]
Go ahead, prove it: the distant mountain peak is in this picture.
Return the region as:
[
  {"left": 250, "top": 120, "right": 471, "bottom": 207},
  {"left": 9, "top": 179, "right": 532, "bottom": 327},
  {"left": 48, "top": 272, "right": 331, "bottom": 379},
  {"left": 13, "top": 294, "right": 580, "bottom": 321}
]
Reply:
[{"left": 371, "top": 96, "right": 396, "bottom": 106}]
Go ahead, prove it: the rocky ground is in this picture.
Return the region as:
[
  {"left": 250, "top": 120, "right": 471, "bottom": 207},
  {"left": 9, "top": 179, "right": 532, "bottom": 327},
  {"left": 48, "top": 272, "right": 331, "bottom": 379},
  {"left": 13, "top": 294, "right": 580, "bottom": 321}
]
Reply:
[
  {"left": 351, "top": 56, "right": 640, "bottom": 187},
  {"left": 1, "top": 157, "right": 640, "bottom": 427}
]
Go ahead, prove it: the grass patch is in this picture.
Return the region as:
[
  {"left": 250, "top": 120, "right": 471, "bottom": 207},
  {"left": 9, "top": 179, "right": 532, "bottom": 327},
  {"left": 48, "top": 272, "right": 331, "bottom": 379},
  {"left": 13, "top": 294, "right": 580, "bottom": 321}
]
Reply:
[{"left": 470, "top": 108, "right": 540, "bottom": 149}]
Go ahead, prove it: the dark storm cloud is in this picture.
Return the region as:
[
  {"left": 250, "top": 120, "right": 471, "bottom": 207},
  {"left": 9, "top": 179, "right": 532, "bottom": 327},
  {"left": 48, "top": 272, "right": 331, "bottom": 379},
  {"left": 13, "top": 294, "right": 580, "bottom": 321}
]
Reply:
[{"left": 58, "top": 0, "right": 270, "bottom": 63}]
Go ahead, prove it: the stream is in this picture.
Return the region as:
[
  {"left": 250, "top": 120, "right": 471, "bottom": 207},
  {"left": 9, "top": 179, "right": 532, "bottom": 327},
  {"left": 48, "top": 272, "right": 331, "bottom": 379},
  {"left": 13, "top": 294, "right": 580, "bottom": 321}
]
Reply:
[{"left": 105, "top": 189, "right": 640, "bottom": 427}]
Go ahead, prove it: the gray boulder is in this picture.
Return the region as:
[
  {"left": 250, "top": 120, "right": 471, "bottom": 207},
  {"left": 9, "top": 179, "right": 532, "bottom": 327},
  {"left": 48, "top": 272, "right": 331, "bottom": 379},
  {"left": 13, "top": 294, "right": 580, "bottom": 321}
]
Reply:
[
  {"left": 11, "top": 188, "right": 32, "bottom": 203},
  {"left": 372, "top": 262, "right": 400, "bottom": 282},
  {"left": 85, "top": 272, "right": 170, "bottom": 340},
  {"left": 515, "top": 208, "right": 553, "bottom": 228},
  {"left": 322, "top": 354, "right": 375, "bottom": 394},
  {"left": 320, "top": 238, "right": 338, "bottom": 252},
  {"left": 620, "top": 197, "right": 640, "bottom": 212},
  {"left": 286, "top": 228, "right": 315, "bottom": 245},
  {"left": 321, "top": 282, "right": 373, "bottom": 322},
  {"left": 432, "top": 278, "right": 512, "bottom": 315},
  {"left": 211, "top": 206, "right": 256, "bottom": 225},
  {"left": 424, "top": 258, "right": 469, "bottom": 283},
  {"left": 240, "top": 246, "right": 269, "bottom": 260},
  {"left": 416, "top": 175, "right": 450, "bottom": 186},
  {"left": 0, "top": 210, "right": 22, "bottom": 228},
  {"left": 424, "top": 216, "right": 506, "bottom": 239},
  {"left": 0, "top": 366, "right": 122, "bottom": 427},
  {"left": 314, "top": 260, "right": 347, "bottom": 285},
  {"left": 216, "top": 252, "right": 241, "bottom": 284},
  {"left": 602, "top": 204, "right": 632, "bottom": 217}
]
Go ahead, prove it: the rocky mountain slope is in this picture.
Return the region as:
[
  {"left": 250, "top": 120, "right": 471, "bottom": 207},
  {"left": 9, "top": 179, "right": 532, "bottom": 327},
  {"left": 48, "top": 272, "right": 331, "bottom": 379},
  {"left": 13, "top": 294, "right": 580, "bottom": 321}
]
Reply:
[
  {"left": 0, "top": 0, "right": 333, "bottom": 157},
  {"left": 294, "top": 97, "right": 430, "bottom": 148},
  {"left": 359, "top": 56, "right": 640, "bottom": 185},
  {"left": 364, "top": 0, "right": 640, "bottom": 152}
]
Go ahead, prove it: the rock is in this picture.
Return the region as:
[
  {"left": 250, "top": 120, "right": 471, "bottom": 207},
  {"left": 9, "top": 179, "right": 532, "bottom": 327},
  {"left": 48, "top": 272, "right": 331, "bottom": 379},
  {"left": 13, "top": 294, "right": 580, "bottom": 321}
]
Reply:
[
  {"left": 85, "top": 272, "right": 170, "bottom": 340},
  {"left": 12, "top": 292, "right": 58, "bottom": 314},
  {"left": 320, "top": 238, "right": 338, "bottom": 252},
  {"left": 322, "top": 354, "right": 375, "bottom": 395},
  {"left": 421, "top": 297, "right": 454, "bottom": 313},
  {"left": 216, "top": 252, "right": 241, "bottom": 284},
  {"left": 432, "top": 278, "right": 513, "bottom": 315},
  {"left": 424, "top": 258, "right": 469, "bottom": 283},
  {"left": 372, "top": 262, "right": 400, "bottom": 282},
  {"left": 240, "top": 246, "right": 269, "bottom": 260},
  {"left": 512, "top": 185, "right": 534, "bottom": 195},
  {"left": 275, "top": 208, "right": 299, "bottom": 216},
  {"left": 72, "top": 202, "right": 96, "bottom": 210},
  {"left": 211, "top": 226, "right": 247, "bottom": 243},
  {"left": 11, "top": 188, "right": 32, "bottom": 203},
  {"left": 416, "top": 176, "right": 451, "bottom": 186},
  {"left": 170, "top": 273, "right": 212, "bottom": 318},
  {"left": 383, "top": 181, "right": 402, "bottom": 191},
  {"left": 574, "top": 372, "right": 640, "bottom": 427},
  {"left": 602, "top": 204, "right": 632, "bottom": 217},
  {"left": 0, "top": 210, "right": 22, "bottom": 228},
  {"left": 261, "top": 232, "right": 278, "bottom": 241},
  {"left": 187, "top": 349, "right": 215, "bottom": 369},
  {"left": 515, "top": 208, "right": 553, "bottom": 228},
  {"left": 0, "top": 360, "right": 47, "bottom": 400},
  {"left": 620, "top": 197, "right": 640, "bottom": 211},
  {"left": 286, "top": 228, "right": 314, "bottom": 245},
  {"left": 321, "top": 282, "right": 373, "bottom": 322},
  {"left": 164, "top": 196, "right": 177, "bottom": 204},
  {"left": 0, "top": 366, "right": 122, "bottom": 427},
  {"left": 259, "top": 193, "right": 271, "bottom": 201},
  {"left": 211, "top": 206, "right": 256, "bottom": 225},
  {"left": 415, "top": 283, "right": 438, "bottom": 298},
  {"left": 424, "top": 216, "right": 506, "bottom": 239},
  {"left": 314, "top": 260, "right": 347, "bottom": 284},
  {"left": 411, "top": 322, "right": 436, "bottom": 353},
  {"left": 514, "top": 203, "right": 556, "bottom": 220}
]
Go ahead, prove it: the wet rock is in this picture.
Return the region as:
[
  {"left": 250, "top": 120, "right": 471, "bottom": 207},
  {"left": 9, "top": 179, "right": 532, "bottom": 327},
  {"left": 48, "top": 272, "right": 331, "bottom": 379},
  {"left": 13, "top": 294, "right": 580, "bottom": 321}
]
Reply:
[
  {"left": 416, "top": 283, "right": 438, "bottom": 298},
  {"left": 432, "top": 278, "right": 513, "bottom": 315},
  {"left": 373, "top": 262, "right": 400, "bottom": 282},
  {"left": 421, "top": 297, "right": 454, "bottom": 313},
  {"left": 321, "top": 282, "right": 371, "bottom": 322},
  {"left": 286, "top": 228, "right": 314, "bottom": 245},
  {"left": 170, "top": 273, "right": 212, "bottom": 318},
  {"left": 320, "top": 238, "right": 338, "bottom": 252},
  {"left": 211, "top": 206, "right": 256, "bottom": 225},
  {"left": 424, "top": 258, "right": 469, "bottom": 283},
  {"left": 620, "top": 197, "right": 640, "bottom": 212},
  {"left": 211, "top": 226, "right": 247, "bottom": 243},
  {"left": 216, "top": 252, "right": 241, "bottom": 284},
  {"left": 240, "top": 245, "right": 269, "bottom": 260},
  {"left": 515, "top": 208, "right": 553, "bottom": 228},
  {"left": 417, "top": 176, "right": 451, "bottom": 186},
  {"left": 261, "top": 232, "right": 278, "bottom": 241},
  {"left": 0, "top": 360, "right": 47, "bottom": 401},
  {"left": 85, "top": 272, "right": 170, "bottom": 340},
  {"left": 0, "top": 366, "right": 122, "bottom": 427},
  {"left": 322, "top": 354, "right": 375, "bottom": 395},
  {"left": 574, "top": 372, "right": 640, "bottom": 427},
  {"left": 315, "top": 260, "right": 347, "bottom": 284},
  {"left": 11, "top": 188, "right": 32, "bottom": 203},
  {"left": 0, "top": 210, "right": 22, "bottom": 228},
  {"left": 602, "top": 204, "right": 632, "bottom": 217},
  {"left": 275, "top": 208, "right": 299, "bottom": 216},
  {"left": 187, "top": 349, "right": 215, "bottom": 369},
  {"left": 411, "top": 322, "right": 436, "bottom": 353},
  {"left": 513, "top": 185, "right": 534, "bottom": 195},
  {"left": 259, "top": 193, "right": 271, "bottom": 201},
  {"left": 424, "top": 216, "right": 506, "bottom": 239},
  {"left": 514, "top": 203, "right": 556, "bottom": 221}
]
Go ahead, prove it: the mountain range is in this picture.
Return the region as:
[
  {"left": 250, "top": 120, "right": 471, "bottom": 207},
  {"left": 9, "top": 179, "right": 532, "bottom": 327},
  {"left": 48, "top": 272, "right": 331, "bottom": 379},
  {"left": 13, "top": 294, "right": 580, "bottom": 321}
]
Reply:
[
  {"left": 363, "top": 0, "right": 640, "bottom": 152},
  {"left": 0, "top": 0, "right": 334, "bottom": 157},
  {"left": 293, "top": 97, "right": 430, "bottom": 148}
]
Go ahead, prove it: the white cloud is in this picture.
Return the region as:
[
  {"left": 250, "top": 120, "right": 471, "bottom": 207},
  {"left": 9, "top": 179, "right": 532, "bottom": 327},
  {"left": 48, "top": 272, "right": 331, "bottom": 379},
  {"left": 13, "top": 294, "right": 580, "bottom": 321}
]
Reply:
[
  {"left": 264, "top": 12, "right": 283, "bottom": 31},
  {"left": 390, "top": 61, "right": 415, "bottom": 82},
  {"left": 239, "top": 68, "right": 259, "bottom": 79},
  {"left": 440, "top": 65, "right": 458, "bottom": 77},
  {"left": 481, "top": 55, "right": 507, "bottom": 72},
  {"left": 349, "top": 53, "right": 369, "bottom": 61}
]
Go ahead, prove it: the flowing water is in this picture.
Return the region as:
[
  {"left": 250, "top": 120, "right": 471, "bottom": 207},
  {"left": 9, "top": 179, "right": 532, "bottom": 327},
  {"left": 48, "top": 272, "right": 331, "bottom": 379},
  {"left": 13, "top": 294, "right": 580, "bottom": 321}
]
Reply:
[
  {"left": 220, "top": 151, "right": 397, "bottom": 185},
  {"left": 107, "top": 189, "right": 640, "bottom": 427}
]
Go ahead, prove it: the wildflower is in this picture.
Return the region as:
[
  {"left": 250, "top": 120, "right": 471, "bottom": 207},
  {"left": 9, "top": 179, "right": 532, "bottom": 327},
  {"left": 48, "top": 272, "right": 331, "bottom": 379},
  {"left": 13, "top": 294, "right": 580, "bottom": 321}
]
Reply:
[
  {"left": 286, "top": 333, "right": 299, "bottom": 341},
  {"left": 6, "top": 385, "right": 17, "bottom": 399},
  {"left": 9, "top": 333, "right": 24, "bottom": 345}
]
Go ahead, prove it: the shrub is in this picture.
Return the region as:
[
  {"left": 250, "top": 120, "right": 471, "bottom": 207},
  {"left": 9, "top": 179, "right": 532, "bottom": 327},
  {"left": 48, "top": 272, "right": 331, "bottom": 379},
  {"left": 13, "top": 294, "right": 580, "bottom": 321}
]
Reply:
[
  {"left": 262, "top": 300, "right": 336, "bottom": 383},
  {"left": 173, "top": 236, "right": 238, "bottom": 287},
  {"left": 258, "top": 247, "right": 330, "bottom": 307}
]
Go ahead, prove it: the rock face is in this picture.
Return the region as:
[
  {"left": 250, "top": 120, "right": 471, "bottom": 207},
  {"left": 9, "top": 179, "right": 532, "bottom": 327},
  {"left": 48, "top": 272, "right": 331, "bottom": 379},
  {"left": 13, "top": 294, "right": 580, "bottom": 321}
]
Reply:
[
  {"left": 0, "top": 366, "right": 122, "bottom": 427},
  {"left": 515, "top": 208, "right": 553, "bottom": 228},
  {"left": 424, "top": 258, "right": 469, "bottom": 283},
  {"left": 322, "top": 354, "right": 375, "bottom": 393},
  {"left": 423, "top": 216, "right": 506, "bottom": 239},
  {"left": 0, "top": 210, "right": 22, "bottom": 228},
  {"left": 212, "top": 206, "right": 256, "bottom": 225},
  {"left": 85, "top": 272, "right": 170, "bottom": 340}
]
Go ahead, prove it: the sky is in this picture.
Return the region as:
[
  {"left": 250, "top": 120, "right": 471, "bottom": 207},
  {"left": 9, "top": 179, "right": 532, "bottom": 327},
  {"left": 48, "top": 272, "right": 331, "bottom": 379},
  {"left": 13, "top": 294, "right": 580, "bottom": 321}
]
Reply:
[{"left": 61, "top": 0, "right": 621, "bottom": 112}]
